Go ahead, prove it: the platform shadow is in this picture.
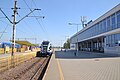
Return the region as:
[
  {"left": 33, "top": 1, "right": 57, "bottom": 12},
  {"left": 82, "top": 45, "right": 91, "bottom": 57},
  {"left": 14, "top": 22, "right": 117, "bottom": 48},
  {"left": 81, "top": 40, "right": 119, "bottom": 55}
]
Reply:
[{"left": 55, "top": 50, "right": 120, "bottom": 59}]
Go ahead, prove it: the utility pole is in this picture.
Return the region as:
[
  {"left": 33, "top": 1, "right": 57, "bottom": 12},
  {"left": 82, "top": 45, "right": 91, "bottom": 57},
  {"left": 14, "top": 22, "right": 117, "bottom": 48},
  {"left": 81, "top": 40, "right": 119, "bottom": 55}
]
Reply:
[
  {"left": 11, "top": 0, "right": 17, "bottom": 56},
  {"left": 0, "top": 0, "right": 41, "bottom": 56},
  {"left": 69, "top": 23, "right": 81, "bottom": 55},
  {"left": 81, "top": 16, "right": 87, "bottom": 28}
]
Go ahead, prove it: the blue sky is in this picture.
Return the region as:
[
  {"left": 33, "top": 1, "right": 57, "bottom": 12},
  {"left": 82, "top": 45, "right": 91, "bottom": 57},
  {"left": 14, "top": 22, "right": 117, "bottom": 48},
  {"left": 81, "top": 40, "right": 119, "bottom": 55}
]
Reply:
[{"left": 0, "top": 0, "right": 120, "bottom": 46}]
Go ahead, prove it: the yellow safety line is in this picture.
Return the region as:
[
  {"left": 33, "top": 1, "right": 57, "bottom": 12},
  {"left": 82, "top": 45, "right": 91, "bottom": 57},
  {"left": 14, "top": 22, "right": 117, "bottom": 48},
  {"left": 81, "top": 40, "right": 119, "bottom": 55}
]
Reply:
[
  {"left": 57, "top": 59, "right": 64, "bottom": 80},
  {"left": 42, "top": 57, "right": 51, "bottom": 80}
]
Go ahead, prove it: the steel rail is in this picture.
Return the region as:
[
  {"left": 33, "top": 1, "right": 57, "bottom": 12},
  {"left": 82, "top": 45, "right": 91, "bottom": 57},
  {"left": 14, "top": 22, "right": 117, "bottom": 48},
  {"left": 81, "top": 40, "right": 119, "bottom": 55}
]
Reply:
[{"left": 30, "top": 56, "right": 49, "bottom": 80}]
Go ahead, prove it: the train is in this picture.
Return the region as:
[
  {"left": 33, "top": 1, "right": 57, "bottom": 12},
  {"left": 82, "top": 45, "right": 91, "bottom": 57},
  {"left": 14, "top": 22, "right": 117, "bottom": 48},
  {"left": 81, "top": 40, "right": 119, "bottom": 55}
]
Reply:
[{"left": 36, "top": 41, "right": 52, "bottom": 57}]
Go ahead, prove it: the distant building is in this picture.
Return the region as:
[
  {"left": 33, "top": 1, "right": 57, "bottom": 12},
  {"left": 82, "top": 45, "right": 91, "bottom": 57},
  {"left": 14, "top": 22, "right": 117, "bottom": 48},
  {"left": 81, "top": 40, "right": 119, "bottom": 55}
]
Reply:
[
  {"left": 70, "top": 4, "right": 120, "bottom": 54},
  {"left": 0, "top": 42, "right": 21, "bottom": 48}
]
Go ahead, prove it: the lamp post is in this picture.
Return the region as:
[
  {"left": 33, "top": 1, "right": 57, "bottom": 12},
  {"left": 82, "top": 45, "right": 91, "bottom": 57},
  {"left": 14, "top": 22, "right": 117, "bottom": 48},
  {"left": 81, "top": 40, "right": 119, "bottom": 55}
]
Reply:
[{"left": 68, "top": 23, "right": 81, "bottom": 55}]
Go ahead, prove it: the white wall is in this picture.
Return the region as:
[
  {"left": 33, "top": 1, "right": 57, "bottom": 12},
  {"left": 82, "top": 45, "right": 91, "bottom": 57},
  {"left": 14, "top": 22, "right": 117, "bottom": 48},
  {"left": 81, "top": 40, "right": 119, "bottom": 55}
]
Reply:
[
  {"left": 70, "top": 43, "right": 76, "bottom": 50},
  {"left": 104, "top": 46, "right": 120, "bottom": 54}
]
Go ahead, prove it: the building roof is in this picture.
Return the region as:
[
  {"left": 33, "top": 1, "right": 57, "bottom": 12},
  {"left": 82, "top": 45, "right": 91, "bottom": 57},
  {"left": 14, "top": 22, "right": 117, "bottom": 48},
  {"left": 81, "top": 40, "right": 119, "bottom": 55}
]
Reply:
[
  {"left": 13, "top": 41, "right": 36, "bottom": 46},
  {"left": 70, "top": 3, "right": 120, "bottom": 40}
]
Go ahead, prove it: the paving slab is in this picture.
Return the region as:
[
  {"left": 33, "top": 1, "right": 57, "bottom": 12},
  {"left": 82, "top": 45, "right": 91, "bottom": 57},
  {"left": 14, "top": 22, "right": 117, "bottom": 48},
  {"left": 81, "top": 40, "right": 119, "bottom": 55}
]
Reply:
[
  {"left": 43, "top": 53, "right": 60, "bottom": 80},
  {"left": 43, "top": 51, "right": 120, "bottom": 80}
]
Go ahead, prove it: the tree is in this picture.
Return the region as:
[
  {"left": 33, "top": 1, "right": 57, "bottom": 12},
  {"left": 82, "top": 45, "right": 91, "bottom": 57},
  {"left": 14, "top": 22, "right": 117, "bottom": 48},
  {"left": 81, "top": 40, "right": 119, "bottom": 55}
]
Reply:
[{"left": 63, "top": 38, "right": 70, "bottom": 49}]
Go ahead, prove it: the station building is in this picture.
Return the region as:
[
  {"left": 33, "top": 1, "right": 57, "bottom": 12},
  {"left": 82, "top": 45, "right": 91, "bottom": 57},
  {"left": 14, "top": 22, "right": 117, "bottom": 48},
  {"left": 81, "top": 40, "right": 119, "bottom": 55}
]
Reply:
[{"left": 70, "top": 4, "right": 120, "bottom": 54}]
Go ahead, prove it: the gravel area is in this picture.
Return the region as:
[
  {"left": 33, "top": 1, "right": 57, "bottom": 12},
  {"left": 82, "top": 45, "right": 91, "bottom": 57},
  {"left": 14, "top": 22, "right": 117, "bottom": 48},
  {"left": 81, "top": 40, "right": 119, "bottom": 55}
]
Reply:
[{"left": 0, "top": 57, "right": 47, "bottom": 80}]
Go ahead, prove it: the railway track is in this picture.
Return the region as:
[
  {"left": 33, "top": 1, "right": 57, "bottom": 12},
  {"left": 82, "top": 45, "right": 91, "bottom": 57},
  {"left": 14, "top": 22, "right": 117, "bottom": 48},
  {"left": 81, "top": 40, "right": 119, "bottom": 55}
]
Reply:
[
  {"left": 30, "top": 56, "right": 50, "bottom": 80},
  {"left": 0, "top": 56, "right": 51, "bottom": 80}
]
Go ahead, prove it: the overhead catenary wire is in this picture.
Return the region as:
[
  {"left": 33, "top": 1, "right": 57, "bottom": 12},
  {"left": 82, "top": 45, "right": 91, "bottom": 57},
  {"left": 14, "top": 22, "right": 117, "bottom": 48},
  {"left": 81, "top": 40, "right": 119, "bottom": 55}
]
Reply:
[
  {"left": 32, "top": 0, "right": 53, "bottom": 43},
  {"left": 17, "top": 12, "right": 41, "bottom": 44},
  {"left": 15, "top": 15, "right": 36, "bottom": 40},
  {"left": 0, "top": 19, "right": 30, "bottom": 36},
  {"left": 17, "top": 13, "right": 37, "bottom": 38},
  {"left": 0, "top": 20, "right": 11, "bottom": 41},
  {"left": 16, "top": 8, "right": 41, "bottom": 44},
  {"left": 31, "top": 0, "right": 48, "bottom": 33},
  {"left": 0, "top": 20, "right": 12, "bottom": 26},
  {"left": 23, "top": 0, "right": 50, "bottom": 40},
  {"left": 31, "top": 0, "right": 51, "bottom": 40},
  {"left": 0, "top": 1, "right": 49, "bottom": 43},
  {"left": 23, "top": 0, "right": 45, "bottom": 33},
  {"left": 0, "top": 17, "right": 6, "bottom": 18},
  {"left": 0, "top": 8, "right": 12, "bottom": 23},
  {"left": 0, "top": 1, "right": 41, "bottom": 56},
  {"left": 0, "top": 7, "right": 38, "bottom": 10},
  {"left": 0, "top": 24, "right": 8, "bottom": 39},
  {"left": 0, "top": 15, "right": 36, "bottom": 41},
  {"left": 0, "top": 20, "right": 31, "bottom": 41}
]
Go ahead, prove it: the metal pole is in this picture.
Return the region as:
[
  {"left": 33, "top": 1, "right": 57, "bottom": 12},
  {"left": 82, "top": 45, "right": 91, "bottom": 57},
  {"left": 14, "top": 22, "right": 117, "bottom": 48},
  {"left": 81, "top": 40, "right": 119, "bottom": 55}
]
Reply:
[
  {"left": 0, "top": 1, "right": 41, "bottom": 56},
  {"left": 76, "top": 24, "right": 78, "bottom": 55},
  {"left": 12, "top": 0, "right": 17, "bottom": 56},
  {"left": 68, "top": 23, "right": 81, "bottom": 55}
]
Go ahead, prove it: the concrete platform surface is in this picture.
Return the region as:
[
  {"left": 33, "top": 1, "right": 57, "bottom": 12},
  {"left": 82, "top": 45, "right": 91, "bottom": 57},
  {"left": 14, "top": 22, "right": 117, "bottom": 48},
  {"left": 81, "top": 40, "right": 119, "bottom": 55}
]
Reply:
[
  {"left": 43, "top": 51, "right": 120, "bottom": 80},
  {"left": 0, "top": 51, "right": 36, "bottom": 58}
]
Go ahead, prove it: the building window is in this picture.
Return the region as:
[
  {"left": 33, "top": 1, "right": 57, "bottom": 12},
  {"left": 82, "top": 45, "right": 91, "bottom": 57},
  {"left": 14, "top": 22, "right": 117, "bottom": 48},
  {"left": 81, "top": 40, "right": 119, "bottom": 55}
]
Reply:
[
  {"left": 91, "top": 26, "right": 94, "bottom": 36},
  {"left": 106, "top": 36, "right": 109, "bottom": 47},
  {"left": 111, "top": 34, "right": 115, "bottom": 47},
  {"left": 96, "top": 23, "right": 99, "bottom": 34},
  {"left": 116, "top": 10, "right": 120, "bottom": 28},
  {"left": 108, "top": 35, "right": 112, "bottom": 47},
  {"left": 95, "top": 24, "right": 97, "bottom": 35},
  {"left": 107, "top": 16, "right": 111, "bottom": 31},
  {"left": 116, "top": 34, "right": 120, "bottom": 46},
  {"left": 92, "top": 26, "right": 95, "bottom": 36},
  {"left": 111, "top": 14, "right": 116, "bottom": 30},
  {"left": 109, "top": 35, "right": 112, "bottom": 47},
  {"left": 106, "top": 33, "right": 120, "bottom": 47},
  {"left": 99, "top": 21, "right": 103, "bottom": 33},
  {"left": 114, "top": 34, "right": 118, "bottom": 46},
  {"left": 107, "top": 36, "right": 109, "bottom": 47},
  {"left": 103, "top": 19, "right": 106, "bottom": 32}
]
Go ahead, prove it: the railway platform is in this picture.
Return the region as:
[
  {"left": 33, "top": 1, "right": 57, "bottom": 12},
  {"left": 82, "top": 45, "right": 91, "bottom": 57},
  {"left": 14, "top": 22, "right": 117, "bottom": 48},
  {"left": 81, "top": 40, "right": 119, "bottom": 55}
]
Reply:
[
  {"left": 43, "top": 50, "right": 120, "bottom": 80},
  {"left": 0, "top": 51, "right": 36, "bottom": 58}
]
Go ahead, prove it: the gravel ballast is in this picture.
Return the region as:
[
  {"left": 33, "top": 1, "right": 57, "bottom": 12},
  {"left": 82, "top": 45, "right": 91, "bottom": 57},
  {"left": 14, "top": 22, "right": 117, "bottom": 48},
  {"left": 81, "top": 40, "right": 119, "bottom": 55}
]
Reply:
[{"left": 0, "top": 57, "right": 46, "bottom": 80}]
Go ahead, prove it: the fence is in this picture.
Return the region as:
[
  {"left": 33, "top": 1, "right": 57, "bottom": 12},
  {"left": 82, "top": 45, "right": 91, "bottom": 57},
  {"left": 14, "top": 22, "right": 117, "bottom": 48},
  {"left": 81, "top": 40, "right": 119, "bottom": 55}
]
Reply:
[
  {"left": 0, "top": 52, "right": 36, "bottom": 72},
  {"left": 0, "top": 48, "right": 40, "bottom": 54},
  {"left": 0, "top": 48, "right": 4, "bottom": 54}
]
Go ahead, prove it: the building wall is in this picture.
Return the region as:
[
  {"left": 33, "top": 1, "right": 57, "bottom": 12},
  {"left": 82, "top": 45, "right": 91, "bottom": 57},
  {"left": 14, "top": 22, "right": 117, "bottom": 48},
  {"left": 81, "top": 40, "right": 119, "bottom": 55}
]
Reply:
[
  {"left": 70, "top": 43, "right": 76, "bottom": 50},
  {"left": 104, "top": 33, "right": 120, "bottom": 54},
  {"left": 70, "top": 4, "right": 120, "bottom": 54},
  {"left": 104, "top": 46, "right": 120, "bottom": 54}
]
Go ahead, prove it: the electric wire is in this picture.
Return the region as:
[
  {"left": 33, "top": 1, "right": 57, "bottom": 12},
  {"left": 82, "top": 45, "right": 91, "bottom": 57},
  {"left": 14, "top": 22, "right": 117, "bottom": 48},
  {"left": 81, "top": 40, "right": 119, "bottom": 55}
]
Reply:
[
  {"left": 0, "top": 6, "right": 35, "bottom": 42},
  {"left": 0, "top": 7, "right": 37, "bottom": 10},
  {"left": 17, "top": 13, "right": 37, "bottom": 38},
  {"left": 31, "top": 0, "right": 50, "bottom": 39},
  {"left": 0, "top": 1, "right": 49, "bottom": 43},
  {"left": 0, "top": 24, "right": 8, "bottom": 39},
  {"left": 0, "top": 20, "right": 31, "bottom": 41},
  {"left": 23, "top": 0, "right": 46, "bottom": 34},
  {"left": 17, "top": 12, "right": 40, "bottom": 44},
  {"left": 0, "top": 20, "right": 11, "bottom": 41},
  {"left": 23, "top": 0, "right": 50, "bottom": 41}
]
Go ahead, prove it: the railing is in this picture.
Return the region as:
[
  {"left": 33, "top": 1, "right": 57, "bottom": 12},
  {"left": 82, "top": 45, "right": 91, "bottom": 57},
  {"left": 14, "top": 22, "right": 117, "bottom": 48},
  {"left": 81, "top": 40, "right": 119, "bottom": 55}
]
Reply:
[
  {"left": 0, "top": 48, "right": 41, "bottom": 54},
  {"left": 0, "top": 52, "right": 36, "bottom": 72},
  {"left": 0, "top": 48, "right": 4, "bottom": 54}
]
